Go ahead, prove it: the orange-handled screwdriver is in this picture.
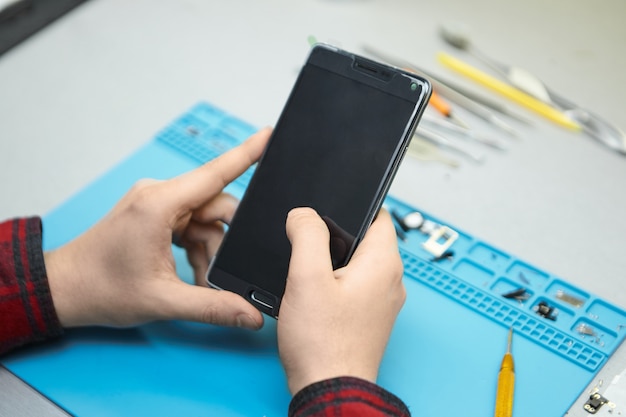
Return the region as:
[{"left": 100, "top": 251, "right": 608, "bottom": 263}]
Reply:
[
  {"left": 429, "top": 90, "right": 451, "bottom": 115},
  {"left": 429, "top": 90, "right": 468, "bottom": 128},
  {"left": 494, "top": 327, "right": 515, "bottom": 417}
]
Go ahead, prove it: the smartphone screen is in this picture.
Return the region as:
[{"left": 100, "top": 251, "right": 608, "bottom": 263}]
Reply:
[{"left": 207, "top": 45, "right": 431, "bottom": 316}]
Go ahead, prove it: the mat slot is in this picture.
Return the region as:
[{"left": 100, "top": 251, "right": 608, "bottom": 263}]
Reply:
[
  {"left": 572, "top": 318, "right": 619, "bottom": 350},
  {"left": 452, "top": 258, "right": 494, "bottom": 287},
  {"left": 586, "top": 299, "right": 626, "bottom": 332},
  {"left": 546, "top": 279, "right": 589, "bottom": 309},
  {"left": 491, "top": 277, "right": 534, "bottom": 305},
  {"left": 468, "top": 242, "right": 511, "bottom": 272},
  {"left": 506, "top": 260, "right": 550, "bottom": 289}
]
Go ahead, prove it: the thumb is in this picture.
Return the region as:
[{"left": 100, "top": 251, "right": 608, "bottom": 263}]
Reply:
[
  {"left": 285, "top": 208, "right": 333, "bottom": 289},
  {"left": 157, "top": 281, "right": 264, "bottom": 330}
]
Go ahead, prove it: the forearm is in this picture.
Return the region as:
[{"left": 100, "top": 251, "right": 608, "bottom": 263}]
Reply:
[
  {"left": 0, "top": 217, "right": 63, "bottom": 355},
  {"left": 289, "top": 377, "right": 410, "bottom": 417}
]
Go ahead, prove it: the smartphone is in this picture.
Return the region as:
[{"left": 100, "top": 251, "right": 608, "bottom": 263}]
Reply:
[{"left": 206, "top": 44, "right": 431, "bottom": 317}]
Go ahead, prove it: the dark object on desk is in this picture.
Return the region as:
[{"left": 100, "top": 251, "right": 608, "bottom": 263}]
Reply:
[
  {"left": 391, "top": 209, "right": 425, "bottom": 232},
  {"left": 502, "top": 287, "right": 530, "bottom": 302},
  {"left": 0, "top": 0, "right": 89, "bottom": 56},
  {"left": 431, "top": 249, "right": 454, "bottom": 262},
  {"left": 583, "top": 390, "right": 611, "bottom": 414},
  {"left": 535, "top": 300, "right": 558, "bottom": 321},
  {"left": 0, "top": 0, "right": 32, "bottom": 22}
]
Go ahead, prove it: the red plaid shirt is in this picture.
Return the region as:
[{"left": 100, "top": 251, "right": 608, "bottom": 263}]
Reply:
[
  {"left": 290, "top": 377, "right": 410, "bottom": 417},
  {"left": 0, "top": 217, "right": 62, "bottom": 354},
  {"left": 0, "top": 217, "right": 410, "bottom": 416}
]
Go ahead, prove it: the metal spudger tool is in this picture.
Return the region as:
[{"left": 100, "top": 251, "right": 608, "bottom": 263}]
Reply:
[{"left": 494, "top": 327, "right": 515, "bottom": 417}]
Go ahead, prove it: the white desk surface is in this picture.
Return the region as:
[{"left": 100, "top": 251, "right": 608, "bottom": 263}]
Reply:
[{"left": 1, "top": 0, "right": 625, "bottom": 415}]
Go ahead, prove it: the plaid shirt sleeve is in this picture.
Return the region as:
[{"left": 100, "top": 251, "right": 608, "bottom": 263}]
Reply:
[
  {"left": 0, "top": 217, "right": 63, "bottom": 355},
  {"left": 289, "top": 377, "right": 411, "bottom": 417}
]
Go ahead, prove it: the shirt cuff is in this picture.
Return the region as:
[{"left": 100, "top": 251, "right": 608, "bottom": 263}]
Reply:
[
  {"left": 289, "top": 376, "right": 410, "bottom": 417},
  {"left": 0, "top": 217, "right": 63, "bottom": 355}
]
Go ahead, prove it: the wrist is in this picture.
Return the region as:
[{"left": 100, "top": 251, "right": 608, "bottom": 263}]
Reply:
[
  {"left": 45, "top": 247, "right": 89, "bottom": 328},
  {"left": 287, "top": 363, "right": 378, "bottom": 395}
]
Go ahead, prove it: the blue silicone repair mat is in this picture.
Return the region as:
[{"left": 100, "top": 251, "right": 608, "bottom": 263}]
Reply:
[{"left": 4, "top": 102, "right": 626, "bottom": 417}]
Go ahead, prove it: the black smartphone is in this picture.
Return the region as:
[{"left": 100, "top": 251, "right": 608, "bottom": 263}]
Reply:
[{"left": 206, "top": 44, "right": 431, "bottom": 317}]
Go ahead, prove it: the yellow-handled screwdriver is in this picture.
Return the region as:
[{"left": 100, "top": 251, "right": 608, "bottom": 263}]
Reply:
[
  {"left": 437, "top": 52, "right": 581, "bottom": 131},
  {"left": 494, "top": 327, "right": 515, "bottom": 417}
]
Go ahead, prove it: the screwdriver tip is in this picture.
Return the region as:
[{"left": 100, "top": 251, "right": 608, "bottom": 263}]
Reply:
[
  {"left": 507, "top": 327, "right": 513, "bottom": 352},
  {"left": 447, "top": 113, "right": 470, "bottom": 129}
]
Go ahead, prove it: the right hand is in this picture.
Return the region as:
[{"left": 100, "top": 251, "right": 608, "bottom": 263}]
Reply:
[{"left": 277, "top": 207, "right": 406, "bottom": 395}]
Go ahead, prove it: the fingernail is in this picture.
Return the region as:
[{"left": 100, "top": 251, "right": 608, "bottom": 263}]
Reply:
[{"left": 236, "top": 314, "right": 259, "bottom": 330}]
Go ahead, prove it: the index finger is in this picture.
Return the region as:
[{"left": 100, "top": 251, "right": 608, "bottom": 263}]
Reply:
[{"left": 167, "top": 127, "right": 272, "bottom": 210}]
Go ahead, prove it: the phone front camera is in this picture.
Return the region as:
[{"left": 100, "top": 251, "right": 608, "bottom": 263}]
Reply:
[{"left": 410, "top": 82, "right": 418, "bottom": 91}]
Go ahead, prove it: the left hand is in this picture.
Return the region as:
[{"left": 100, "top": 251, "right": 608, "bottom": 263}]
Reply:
[{"left": 45, "top": 128, "right": 271, "bottom": 330}]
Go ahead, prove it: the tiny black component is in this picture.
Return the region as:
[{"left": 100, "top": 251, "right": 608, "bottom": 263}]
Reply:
[
  {"left": 431, "top": 250, "right": 454, "bottom": 262},
  {"left": 502, "top": 287, "right": 529, "bottom": 302},
  {"left": 389, "top": 211, "right": 407, "bottom": 241},
  {"left": 394, "top": 225, "right": 407, "bottom": 241},
  {"left": 391, "top": 210, "right": 409, "bottom": 232},
  {"left": 518, "top": 271, "right": 530, "bottom": 285},
  {"left": 583, "top": 392, "right": 609, "bottom": 414},
  {"left": 535, "top": 301, "right": 557, "bottom": 321},
  {"left": 186, "top": 126, "right": 199, "bottom": 136},
  {"left": 390, "top": 210, "right": 424, "bottom": 232}
]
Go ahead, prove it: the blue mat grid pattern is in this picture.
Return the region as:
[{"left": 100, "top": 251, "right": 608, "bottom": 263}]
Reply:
[
  {"left": 387, "top": 189, "right": 626, "bottom": 373},
  {"left": 400, "top": 250, "right": 607, "bottom": 372},
  {"left": 158, "top": 102, "right": 626, "bottom": 374}
]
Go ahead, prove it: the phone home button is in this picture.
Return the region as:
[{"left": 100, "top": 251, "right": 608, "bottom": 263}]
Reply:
[{"left": 250, "top": 290, "right": 274, "bottom": 310}]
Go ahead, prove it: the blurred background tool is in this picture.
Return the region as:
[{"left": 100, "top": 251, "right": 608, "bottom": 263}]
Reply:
[
  {"left": 422, "top": 113, "right": 507, "bottom": 150},
  {"left": 494, "top": 327, "right": 516, "bottom": 417},
  {"left": 428, "top": 89, "right": 468, "bottom": 128},
  {"left": 420, "top": 71, "right": 532, "bottom": 126},
  {"left": 439, "top": 24, "right": 626, "bottom": 155},
  {"left": 549, "top": 93, "right": 626, "bottom": 156},
  {"left": 407, "top": 134, "right": 460, "bottom": 168},
  {"left": 416, "top": 126, "right": 484, "bottom": 164},
  {"left": 437, "top": 52, "right": 581, "bottom": 131},
  {"left": 439, "top": 23, "right": 552, "bottom": 103},
  {"left": 421, "top": 68, "right": 532, "bottom": 126},
  {"left": 0, "top": 0, "right": 89, "bottom": 55}
]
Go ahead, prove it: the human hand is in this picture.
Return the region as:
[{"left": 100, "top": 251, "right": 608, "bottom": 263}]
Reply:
[
  {"left": 44, "top": 128, "right": 271, "bottom": 330},
  {"left": 277, "top": 207, "right": 406, "bottom": 395}
]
